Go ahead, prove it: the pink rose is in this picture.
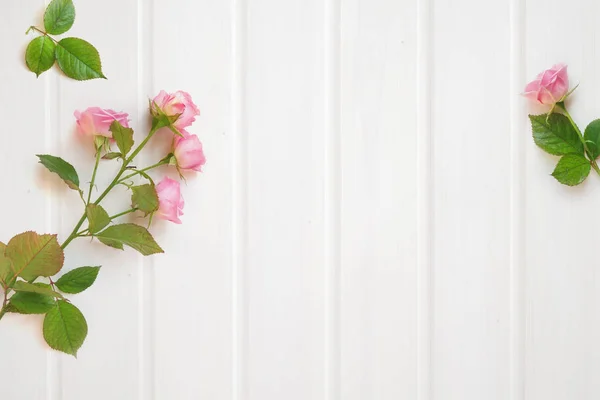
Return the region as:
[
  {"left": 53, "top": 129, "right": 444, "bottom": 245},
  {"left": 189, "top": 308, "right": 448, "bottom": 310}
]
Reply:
[
  {"left": 74, "top": 107, "right": 130, "bottom": 138},
  {"left": 523, "top": 64, "right": 569, "bottom": 106},
  {"left": 173, "top": 131, "right": 206, "bottom": 172},
  {"left": 155, "top": 177, "right": 185, "bottom": 224},
  {"left": 152, "top": 90, "right": 200, "bottom": 130}
]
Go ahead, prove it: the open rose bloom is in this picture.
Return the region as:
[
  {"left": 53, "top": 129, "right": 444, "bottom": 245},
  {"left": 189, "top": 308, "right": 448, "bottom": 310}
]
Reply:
[
  {"left": 523, "top": 64, "right": 569, "bottom": 106},
  {"left": 74, "top": 107, "right": 130, "bottom": 138}
]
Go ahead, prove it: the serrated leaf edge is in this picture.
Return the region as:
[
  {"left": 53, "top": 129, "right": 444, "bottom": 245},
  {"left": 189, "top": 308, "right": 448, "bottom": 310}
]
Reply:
[{"left": 55, "top": 37, "right": 107, "bottom": 81}]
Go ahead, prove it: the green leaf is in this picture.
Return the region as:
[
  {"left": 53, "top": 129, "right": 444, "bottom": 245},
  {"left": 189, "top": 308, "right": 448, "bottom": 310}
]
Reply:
[
  {"left": 13, "top": 281, "right": 63, "bottom": 299},
  {"left": 10, "top": 283, "right": 56, "bottom": 314},
  {"left": 530, "top": 114, "right": 584, "bottom": 156},
  {"left": 584, "top": 119, "right": 600, "bottom": 160},
  {"left": 110, "top": 120, "right": 134, "bottom": 157},
  {"left": 44, "top": 0, "right": 75, "bottom": 35},
  {"left": 0, "top": 242, "right": 14, "bottom": 289},
  {"left": 151, "top": 114, "right": 171, "bottom": 131},
  {"left": 96, "top": 223, "right": 164, "bottom": 256},
  {"left": 25, "top": 36, "right": 56, "bottom": 77},
  {"left": 150, "top": 102, "right": 184, "bottom": 137},
  {"left": 551, "top": 154, "right": 591, "bottom": 186},
  {"left": 55, "top": 37, "right": 105, "bottom": 81},
  {"left": 10, "top": 293, "right": 55, "bottom": 314},
  {"left": 102, "top": 152, "right": 122, "bottom": 160},
  {"left": 43, "top": 300, "right": 88, "bottom": 357},
  {"left": 5, "top": 232, "right": 64, "bottom": 282},
  {"left": 36, "top": 154, "right": 80, "bottom": 191},
  {"left": 55, "top": 266, "right": 100, "bottom": 294},
  {"left": 86, "top": 204, "right": 110, "bottom": 234},
  {"left": 131, "top": 184, "right": 159, "bottom": 215}
]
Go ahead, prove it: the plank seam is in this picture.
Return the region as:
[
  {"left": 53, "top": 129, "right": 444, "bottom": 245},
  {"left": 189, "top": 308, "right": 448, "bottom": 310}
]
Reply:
[
  {"left": 417, "top": 0, "right": 433, "bottom": 397},
  {"left": 324, "top": 0, "right": 341, "bottom": 398}
]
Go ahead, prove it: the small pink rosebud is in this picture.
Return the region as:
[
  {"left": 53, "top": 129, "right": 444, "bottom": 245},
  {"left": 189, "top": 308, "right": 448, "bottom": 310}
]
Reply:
[
  {"left": 523, "top": 64, "right": 569, "bottom": 106},
  {"left": 74, "top": 107, "right": 130, "bottom": 138},
  {"left": 151, "top": 90, "right": 200, "bottom": 130},
  {"left": 155, "top": 177, "right": 185, "bottom": 224},
  {"left": 173, "top": 130, "right": 206, "bottom": 172}
]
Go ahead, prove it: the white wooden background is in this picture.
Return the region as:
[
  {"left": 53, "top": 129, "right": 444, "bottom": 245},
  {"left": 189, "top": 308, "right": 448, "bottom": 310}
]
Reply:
[{"left": 0, "top": 0, "right": 597, "bottom": 399}]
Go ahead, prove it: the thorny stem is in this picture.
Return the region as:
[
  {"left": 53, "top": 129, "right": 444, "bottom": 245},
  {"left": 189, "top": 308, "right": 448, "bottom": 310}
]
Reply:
[
  {"left": 94, "top": 127, "right": 158, "bottom": 205},
  {"left": 87, "top": 147, "right": 102, "bottom": 205},
  {"left": 118, "top": 160, "right": 167, "bottom": 183},
  {"left": 109, "top": 208, "right": 138, "bottom": 220},
  {"left": 0, "top": 126, "right": 161, "bottom": 319},
  {"left": 60, "top": 214, "right": 87, "bottom": 250},
  {"left": 61, "top": 125, "right": 160, "bottom": 251}
]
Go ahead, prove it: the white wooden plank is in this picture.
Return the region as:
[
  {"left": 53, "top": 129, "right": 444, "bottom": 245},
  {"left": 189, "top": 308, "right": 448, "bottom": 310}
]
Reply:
[
  {"left": 431, "top": 0, "right": 511, "bottom": 398},
  {"left": 0, "top": 2, "right": 53, "bottom": 399},
  {"left": 150, "top": 0, "right": 234, "bottom": 399},
  {"left": 525, "top": 1, "right": 600, "bottom": 398},
  {"left": 52, "top": 1, "right": 144, "bottom": 398},
  {"left": 244, "top": 1, "right": 326, "bottom": 398},
  {"left": 339, "top": 0, "right": 418, "bottom": 399}
]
